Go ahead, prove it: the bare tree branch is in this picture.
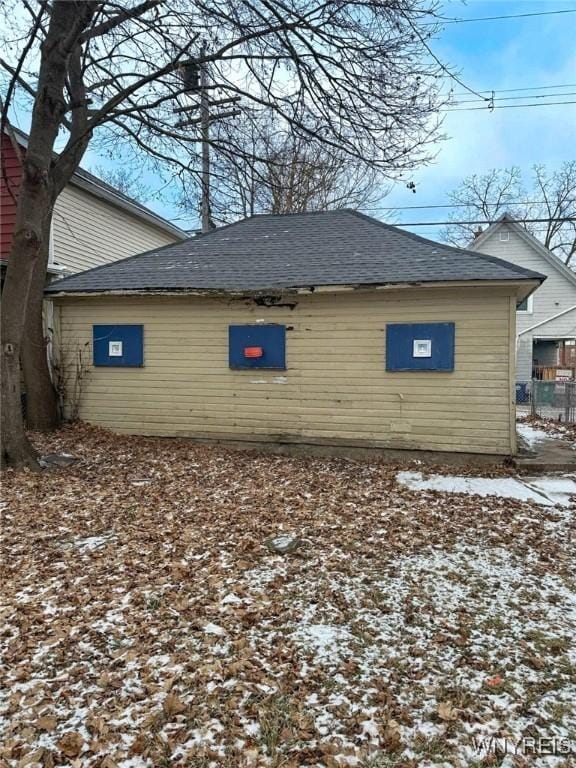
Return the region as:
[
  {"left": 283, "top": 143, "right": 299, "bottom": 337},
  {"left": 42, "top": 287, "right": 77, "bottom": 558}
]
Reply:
[{"left": 442, "top": 163, "right": 576, "bottom": 265}]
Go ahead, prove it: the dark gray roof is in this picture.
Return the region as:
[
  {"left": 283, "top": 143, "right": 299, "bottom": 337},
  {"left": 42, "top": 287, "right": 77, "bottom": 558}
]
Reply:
[{"left": 46, "top": 209, "right": 545, "bottom": 294}]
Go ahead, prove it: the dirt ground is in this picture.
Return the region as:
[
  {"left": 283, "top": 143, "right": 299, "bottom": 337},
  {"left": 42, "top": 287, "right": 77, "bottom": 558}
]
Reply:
[{"left": 1, "top": 424, "right": 575, "bottom": 768}]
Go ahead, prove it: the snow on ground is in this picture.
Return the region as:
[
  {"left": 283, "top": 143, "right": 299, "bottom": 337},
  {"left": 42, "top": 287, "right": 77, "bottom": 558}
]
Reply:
[
  {"left": 517, "top": 416, "right": 576, "bottom": 448},
  {"left": 397, "top": 471, "right": 576, "bottom": 507},
  {"left": 1, "top": 423, "right": 575, "bottom": 767},
  {"left": 517, "top": 422, "right": 555, "bottom": 448}
]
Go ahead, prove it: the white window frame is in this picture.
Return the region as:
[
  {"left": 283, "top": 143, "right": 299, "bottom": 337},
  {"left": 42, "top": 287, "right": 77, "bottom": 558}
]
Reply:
[
  {"left": 517, "top": 295, "right": 534, "bottom": 314},
  {"left": 499, "top": 230, "right": 510, "bottom": 242}
]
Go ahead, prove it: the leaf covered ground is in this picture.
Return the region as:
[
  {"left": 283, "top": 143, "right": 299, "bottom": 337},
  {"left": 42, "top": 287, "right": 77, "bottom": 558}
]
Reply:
[{"left": 1, "top": 424, "right": 575, "bottom": 768}]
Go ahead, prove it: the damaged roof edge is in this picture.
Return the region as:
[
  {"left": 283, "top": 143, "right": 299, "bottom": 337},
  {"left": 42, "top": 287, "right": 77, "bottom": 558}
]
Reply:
[{"left": 46, "top": 277, "right": 544, "bottom": 299}]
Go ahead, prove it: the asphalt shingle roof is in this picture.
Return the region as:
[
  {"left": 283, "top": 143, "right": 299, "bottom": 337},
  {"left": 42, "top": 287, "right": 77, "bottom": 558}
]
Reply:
[{"left": 46, "top": 209, "right": 544, "bottom": 294}]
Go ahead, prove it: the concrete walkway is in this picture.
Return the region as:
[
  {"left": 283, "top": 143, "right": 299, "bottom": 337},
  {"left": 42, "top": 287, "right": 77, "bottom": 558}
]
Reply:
[{"left": 515, "top": 423, "right": 576, "bottom": 473}]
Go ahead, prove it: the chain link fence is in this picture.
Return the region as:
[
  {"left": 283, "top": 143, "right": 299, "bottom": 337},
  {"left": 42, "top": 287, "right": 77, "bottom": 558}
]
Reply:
[{"left": 516, "top": 380, "right": 576, "bottom": 423}]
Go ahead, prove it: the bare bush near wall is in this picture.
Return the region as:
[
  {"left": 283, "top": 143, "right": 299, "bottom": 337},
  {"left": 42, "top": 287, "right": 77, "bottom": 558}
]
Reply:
[{"left": 50, "top": 341, "right": 91, "bottom": 423}]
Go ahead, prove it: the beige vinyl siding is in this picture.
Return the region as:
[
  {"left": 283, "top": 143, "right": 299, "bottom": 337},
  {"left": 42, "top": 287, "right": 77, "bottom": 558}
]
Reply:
[
  {"left": 55, "top": 285, "right": 516, "bottom": 455},
  {"left": 52, "top": 184, "right": 178, "bottom": 275}
]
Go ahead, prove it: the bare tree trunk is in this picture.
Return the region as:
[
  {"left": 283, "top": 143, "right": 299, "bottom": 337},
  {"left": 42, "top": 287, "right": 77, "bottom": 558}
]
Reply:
[
  {"left": 22, "top": 218, "right": 59, "bottom": 431},
  {"left": 1, "top": 213, "right": 46, "bottom": 468},
  {"left": 1, "top": 1, "right": 93, "bottom": 467}
]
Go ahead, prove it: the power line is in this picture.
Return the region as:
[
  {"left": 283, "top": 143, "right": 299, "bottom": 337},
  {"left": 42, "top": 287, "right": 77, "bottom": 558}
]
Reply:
[
  {"left": 451, "top": 91, "right": 576, "bottom": 106},
  {"left": 444, "top": 99, "right": 576, "bottom": 112},
  {"left": 361, "top": 201, "right": 558, "bottom": 212},
  {"left": 394, "top": 217, "right": 576, "bottom": 227},
  {"left": 450, "top": 83, "right": 576, "bottom": 97},
  {"left": 427, "top": 8, "right": 576, "bottom": 25}
]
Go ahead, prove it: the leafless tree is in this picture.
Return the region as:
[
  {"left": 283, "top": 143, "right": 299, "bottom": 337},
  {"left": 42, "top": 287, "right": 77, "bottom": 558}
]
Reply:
[
  {"left": 442, "top": 163, "right": 576, "bottom": 264},
  {"left": 180, "top": 114, "right": 387, "bottom": 221},
  {"left": 91, "top": 164, "right": 152, "bottom": 203},
  {"left": 1, "top": 0, "right": 449, "bottom": 468}
]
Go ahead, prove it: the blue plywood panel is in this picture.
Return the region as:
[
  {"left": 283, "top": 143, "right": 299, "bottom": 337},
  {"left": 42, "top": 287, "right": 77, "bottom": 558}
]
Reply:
[
  {"left": 229, "top": 325, "right": 286, "bottom": 369},
  {"left": 386, "top": 322, "right": 455, "bottom": 371},
  {"left": 93, "top": 324, "right": 144, "bottom": 367}
]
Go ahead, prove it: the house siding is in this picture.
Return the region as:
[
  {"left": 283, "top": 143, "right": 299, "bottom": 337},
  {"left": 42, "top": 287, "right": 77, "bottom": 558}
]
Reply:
[
  {"left": 52, "top": 185, "right": 179, "bottom": 275},
  {"left": 0, "top": 134, "right": 22, "bottom": 260},
  {"left": 474, "top": 226, "right": 576, "bottom": 380},
  {"left": 54, "top": 285, "right": 516, "bottom": 455}
]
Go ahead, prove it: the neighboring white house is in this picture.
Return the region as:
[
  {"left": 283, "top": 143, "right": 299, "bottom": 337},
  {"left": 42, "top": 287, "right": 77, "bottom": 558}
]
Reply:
[
  {"left": 470, "top": 214, "right": 576, "bottom": 382},
  {"left": 1, "top": 127, "right": 188, "bottom": 282}
]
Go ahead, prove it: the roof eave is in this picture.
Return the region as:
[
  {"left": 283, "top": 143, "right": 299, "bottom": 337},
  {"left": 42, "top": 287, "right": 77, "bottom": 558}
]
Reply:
[{"left": 46, "top": 276, "right": 545, "bottom": 299}]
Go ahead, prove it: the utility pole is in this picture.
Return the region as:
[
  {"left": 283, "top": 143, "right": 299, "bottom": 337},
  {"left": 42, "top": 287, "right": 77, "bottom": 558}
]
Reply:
[
  {"left": 175, "top": 46, "right": 242, "bottom": 234},
  {"left": 199, "top": 45, "right": 211, "bottom": 234}
]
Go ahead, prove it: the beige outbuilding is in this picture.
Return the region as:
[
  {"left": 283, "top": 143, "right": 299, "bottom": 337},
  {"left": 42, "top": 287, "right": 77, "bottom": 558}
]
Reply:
[{"left": 46, "top": 210, "right": 544, "bottom": 457}]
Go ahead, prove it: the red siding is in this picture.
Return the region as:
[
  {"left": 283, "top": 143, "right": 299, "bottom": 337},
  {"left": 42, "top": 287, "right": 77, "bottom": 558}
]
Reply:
[{"left": 0, "top": 133, "right": 23, "bottom": 260}]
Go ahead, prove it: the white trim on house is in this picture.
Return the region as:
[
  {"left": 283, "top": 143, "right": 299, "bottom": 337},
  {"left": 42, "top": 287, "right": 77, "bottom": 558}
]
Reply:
[
  {"left": 517, "top": 294, "right": 534, "bottom": 314},
  {"left": 48, "top": 217, "right": 55, "bottom": 268}
]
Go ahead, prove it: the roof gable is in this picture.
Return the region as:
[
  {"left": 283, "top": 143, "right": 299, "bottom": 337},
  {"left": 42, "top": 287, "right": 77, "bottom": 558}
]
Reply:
[
  {"left": 470, "top": 213, "right": 576, "bottom": 289},
  {"left": 3, "top": 125, "right": 187, "bottom": 241},
  {"left": 46, "top": 209, "right": 545, "bottom": 295}
]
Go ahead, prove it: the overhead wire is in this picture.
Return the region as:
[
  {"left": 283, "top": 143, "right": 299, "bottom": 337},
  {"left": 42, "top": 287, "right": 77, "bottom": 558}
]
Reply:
[
  {"left": 361, "top": 201, "right": 565, "bottom": 212},
  {"left": 443, "top": 99, "right": 576, "bottom": 112},
  {"left": 425, "top": 8, "right": 576, "bottom": 25},
  {"left": 450, "top": 83, "right": 576, "bottom": 97},
  {"left": 450, "top": 91, "right": 576, "bottom": 106},
  {"left": 392, "top": 217, "right": 576, "bottom": 227}
]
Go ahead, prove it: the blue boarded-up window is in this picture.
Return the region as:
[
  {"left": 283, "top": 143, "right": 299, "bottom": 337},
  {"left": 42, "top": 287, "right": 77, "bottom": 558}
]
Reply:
[
  {"left": 386, "top": 322, "right": 455, "bottom": 372},
  {"left": 229, "top": 325, "right": 286, "bottom": 369},
  {"left": 93, "top": 325, "right": 144, "bottom": 367}
]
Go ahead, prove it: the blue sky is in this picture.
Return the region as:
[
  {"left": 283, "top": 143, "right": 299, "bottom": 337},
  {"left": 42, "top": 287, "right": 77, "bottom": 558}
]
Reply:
[
  {"left": 380, "top": 0, "right": 576, "bottom": 237},
  {"left": 21, "top": 0, "right": 576, "bottom": 234}
]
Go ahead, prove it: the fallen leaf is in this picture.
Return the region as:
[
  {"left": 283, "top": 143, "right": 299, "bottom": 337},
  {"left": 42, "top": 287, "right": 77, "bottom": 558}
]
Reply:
[
  {"left": 97, "top": 671, "right": 110, "bottom": 687},
  {"left": 57, "top": 732, "right": 84, "bottom": 759},
  {"left": 163, "top": 693, "right": 186, "bottom": 718},
  {"left": 36, "top": 716, "right": 57, "bottom": 732},
  {"left": 383, "top": 719, "right": 402, "bottom": 750},
  {"left": 98, "top": 757, "right": 118, "bottom": 768},
  {"left": 437, "top": 702, "right": 458, "bottom": 721},
  {"left": 128, "top": 734, "right": 148, "bottom": 756}
]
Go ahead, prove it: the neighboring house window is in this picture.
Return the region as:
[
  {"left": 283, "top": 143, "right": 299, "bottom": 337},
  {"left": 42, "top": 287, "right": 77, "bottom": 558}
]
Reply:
[
  {"left": 93, "top": 325, "right": 144, "bottom": 366},
  {"left": 499, "top": 230, "right": 510, "bottom": 242},
  {"left": 386, "top": 322, "right": 455, "bottom": 372},
  {"left": 229, "top": 324, "right": 286, "bottom": 369},
  {"left": 517, "top": 295, "right": 533, "bottom": 313}
]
